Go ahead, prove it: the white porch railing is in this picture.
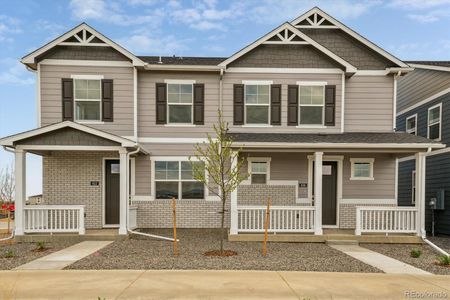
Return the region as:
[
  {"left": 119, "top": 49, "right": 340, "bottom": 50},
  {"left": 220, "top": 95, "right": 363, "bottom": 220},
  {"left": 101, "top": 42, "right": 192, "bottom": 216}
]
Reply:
[
  {"left": 24, "top": 205, "right": 86, "bottom": 235},
  {"left": 237, "top": 205, "right": 315, "bottom": 233},
  {"left": 355, "top": 206, "right": 418, "bottom": 235}
]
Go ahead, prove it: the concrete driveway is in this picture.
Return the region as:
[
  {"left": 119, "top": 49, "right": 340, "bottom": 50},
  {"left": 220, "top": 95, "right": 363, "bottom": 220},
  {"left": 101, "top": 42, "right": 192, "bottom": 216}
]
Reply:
[{"left": 0, "top": 270, "right": 449, "bottom": 299}]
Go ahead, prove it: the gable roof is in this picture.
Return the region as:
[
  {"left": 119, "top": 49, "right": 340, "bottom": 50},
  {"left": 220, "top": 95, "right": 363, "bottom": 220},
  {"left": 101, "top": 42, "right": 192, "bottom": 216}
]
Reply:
[
  {"left": 22, "top": 23, "right": 145, "bottom": 69},
  {"left": 0, "top": 121, "right": 136, "bottom": 148},
  {"left": 291, "top": 7, "right": 409, "bottom": 69},
  {"left": 218, "top": 22, "right": 357, "bottom": 73}
]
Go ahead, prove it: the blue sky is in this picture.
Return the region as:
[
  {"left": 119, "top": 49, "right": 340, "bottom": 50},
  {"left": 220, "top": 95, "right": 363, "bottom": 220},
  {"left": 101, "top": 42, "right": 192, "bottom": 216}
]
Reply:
[{"left": 0, "top": 0, "right": 449, "bottom": 196}]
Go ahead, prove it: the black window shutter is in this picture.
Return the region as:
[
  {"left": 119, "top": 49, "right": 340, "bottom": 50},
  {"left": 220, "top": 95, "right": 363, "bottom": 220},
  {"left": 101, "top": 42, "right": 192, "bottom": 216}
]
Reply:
[
  {"left": 102, "top": 79, "right": 114, "bottom": 122},
  {"left": 324, "top": 85, "right": 336, "bottom": 126},
  {"left": 193, "top": 83, "right": 204, "bottom": 125},
  {"left": 156, "top": 83, "right": 167, "bottom": 124},
  {"left": 287, "top": 85, "right": 298, "bottom": 126},
  {"left": 61, "top": 78, "right": 74, "bottom": 121},
  {"left": 270, "top": 84, "right": 281, "bottom": 125},
  {"left": 233, "top": 84, "right": 244, "bottom": 125}
]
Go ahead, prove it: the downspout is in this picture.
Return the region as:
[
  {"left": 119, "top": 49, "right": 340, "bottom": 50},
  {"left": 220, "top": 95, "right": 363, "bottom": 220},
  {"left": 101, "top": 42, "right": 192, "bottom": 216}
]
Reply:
[
  {"left": 420, "top": 146, "right": 449, "bottom": 257},
  {"left": 125, "top": 146, "right": 178, "bottom": 242},
  {"left": 392, "top": 71, "right": 401, "bottom": 131},
  {"left": 1, "top": 146, "right": 15, "bottom": 241},
  {"left": 219, "top": 68, "right": 224, "bottom": 111}
]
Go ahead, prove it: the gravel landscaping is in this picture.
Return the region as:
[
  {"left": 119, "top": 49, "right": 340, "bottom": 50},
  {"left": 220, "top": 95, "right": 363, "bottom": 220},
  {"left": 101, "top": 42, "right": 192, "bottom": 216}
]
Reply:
[
  {"left": 67, "top": 229, "right": 381, "bottom": 272},
  {"left": 363, "top": 238, "right": 450, "bottom": 275},
  {"left": 0, "top": 239, "right": 76, "bottom": 270}
]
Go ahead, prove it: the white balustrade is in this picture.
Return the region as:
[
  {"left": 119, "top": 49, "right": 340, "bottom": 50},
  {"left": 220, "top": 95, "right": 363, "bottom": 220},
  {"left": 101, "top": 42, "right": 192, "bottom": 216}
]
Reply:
[
  {"left": 237, "top": 205, "right": 315, "bottom": 233},
  {"left": 24, "top": 205, "right": 85, "bottom": 235},
  {"left": 355, "top": 206, "right": 417, "bottom": 235}
]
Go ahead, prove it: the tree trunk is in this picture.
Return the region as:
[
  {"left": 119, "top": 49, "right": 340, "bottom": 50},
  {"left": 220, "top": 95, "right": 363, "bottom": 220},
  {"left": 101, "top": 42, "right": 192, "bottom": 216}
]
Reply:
[{"left": 220, "top": 194, "right": 226, "bottom": 255}]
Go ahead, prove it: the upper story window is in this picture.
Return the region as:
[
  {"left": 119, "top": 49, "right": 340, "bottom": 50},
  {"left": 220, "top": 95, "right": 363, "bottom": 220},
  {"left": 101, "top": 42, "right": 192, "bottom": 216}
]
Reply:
[
  {"left": 167, "top": 83, "right": 193, "bottom": 124},
  {"left": 74, "top": 78, "right": 102, "bottom": 121},
  {"left": 406, "top": 114, "right": 417, "bottom": 135},
  {"left": 247, "top": 157, "right": 271, "bottom": 184},
  {"left": 428, "top": 103, "right": 442, "bottom": 141},
  {"left": 155, "top": 160, "right": 204, "bottom": 200},
  {"left": 350, "top": 158, "right": 374, "bottom": 180},
  {"left": 298, "top": 83, "right": 325, "bottom": 125},
  {"left": 244, "top": 82, "right": 271, "bottom": 125}
]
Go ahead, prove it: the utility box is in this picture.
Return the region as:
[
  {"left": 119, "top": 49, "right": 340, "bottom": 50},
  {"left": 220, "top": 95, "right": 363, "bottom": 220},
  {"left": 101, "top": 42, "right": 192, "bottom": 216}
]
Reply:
[{"left": 432, "top": 189, "right": 445, "bottom": 210}]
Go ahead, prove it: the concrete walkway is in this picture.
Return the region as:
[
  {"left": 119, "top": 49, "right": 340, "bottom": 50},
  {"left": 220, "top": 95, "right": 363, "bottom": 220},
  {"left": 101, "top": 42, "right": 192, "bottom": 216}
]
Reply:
[
  {"left": 330, "top": 244, "right": 431, "bottom": 275},
  {"left": 14, "top": 241, "right": 112, "bottom": 270},
  {"left": 0, "top": 270, "right": 448, "bottom": 299}
]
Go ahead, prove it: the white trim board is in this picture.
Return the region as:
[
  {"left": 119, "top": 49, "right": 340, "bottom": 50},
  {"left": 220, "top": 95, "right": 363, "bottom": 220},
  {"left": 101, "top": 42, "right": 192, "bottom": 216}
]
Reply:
[
  {"left": 396, "top": 87, "right": 450, "bottom": 116},
  {"left": 291, "top": 7, "right": 408, "bottom": 68},
  {"left": 398, "top": 147, "right": 450, "bottom": 162},
  {"left": 226, "top": 68, "right": 344, "bottom": 74},
  {"left": 137, "top": 137, "right": 209, "bottom": 144},
  {"left": 233, "top": 142, "right": 444, "bottom": 150},
  {"left": 39, "top": 59, "right": 133, "bottom": 67},
  {"left": 408, "top": 63, "right": 450, "bottom": 73}
]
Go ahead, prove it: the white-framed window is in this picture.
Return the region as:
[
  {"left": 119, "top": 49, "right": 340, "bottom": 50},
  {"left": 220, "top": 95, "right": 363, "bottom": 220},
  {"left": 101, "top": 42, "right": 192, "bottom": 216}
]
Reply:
[
  {"left": 350, "top": 158, "right": 374, "bottom": 180},
  {"left": 244, "top": 81, "right": 271, "bottom": 125},
  {"left": 406, "top": 114, "right": 417, "bottom": 135},
  {"left": 428, "top": 103, "right": 442, "bottom": 141},
  {"left": 298, "top": 82, "right": 326, "bottom": 126},
  {"left": 154, "top": 160, "right": 204, "bottom": 200},
  {"left": 166, "top": 80, "right": 194, "bottom": 124},
  {"left": 411, "top": 170, "right": 416, "bottom": 205},
  {"left": 247, "top": 157, "right": 271, "bottom": 184},
  {"left": 72, "top": 75, "right": 103, "bottom": 122}
]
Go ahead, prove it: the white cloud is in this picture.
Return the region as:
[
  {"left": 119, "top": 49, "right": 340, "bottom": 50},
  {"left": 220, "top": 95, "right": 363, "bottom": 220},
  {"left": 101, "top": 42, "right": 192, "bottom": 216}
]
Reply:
[
  {"left": 117, "top": 31, "right": 189, "bottom": 55},
  {"left": 0, "top": 58, "right": 34, "bottom": 86},
  {"left": 388, "top": 39, "right": 450, "bottom": 59},
  {"left": 408, "top": 10, "right": 450, "bottom": 22},
  {"left": 0, "top": 15, "right": 21, "bottom": 42},
  {"left": 388, "top": 0, "right": 450, "bottom": 9},
  {"left": 69, "top": 0, "right": 165, "bottom": 27}
]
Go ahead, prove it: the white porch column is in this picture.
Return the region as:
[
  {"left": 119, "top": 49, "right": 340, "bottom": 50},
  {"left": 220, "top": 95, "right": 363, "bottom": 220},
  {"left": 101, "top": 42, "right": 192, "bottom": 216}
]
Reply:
[
  {"left": 14, "top": 149, "right": 26, "bottom": 236},
  {"left": 314, "top": 152, "right": 323, "bottom": 235},
  {"left": 415, "top": 152, "right": 426, "bottom": 237},
  {"left": 119, "top": 149, "right": 128, "bottom": 235},
  {"left": 230, "top": 151, "right": 238, "bottom": 235}
]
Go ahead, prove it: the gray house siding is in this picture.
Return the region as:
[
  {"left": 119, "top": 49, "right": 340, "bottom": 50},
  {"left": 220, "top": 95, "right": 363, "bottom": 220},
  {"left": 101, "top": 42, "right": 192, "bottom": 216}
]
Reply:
[
  {"left": 37, "top": 46, "right": 130, "bottom": 62},
  {"left": 397, "top": 69, "right": 450, "bottom": 113}
]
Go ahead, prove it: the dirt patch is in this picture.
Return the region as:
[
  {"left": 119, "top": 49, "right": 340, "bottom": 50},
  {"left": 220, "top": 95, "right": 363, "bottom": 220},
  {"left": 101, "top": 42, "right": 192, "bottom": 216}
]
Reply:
[
  {"left": 204, "top": 250, "right": 238, "bottom": 257},
  {"left": 67, "top": 229, "right": 381, "bottom": 272}
]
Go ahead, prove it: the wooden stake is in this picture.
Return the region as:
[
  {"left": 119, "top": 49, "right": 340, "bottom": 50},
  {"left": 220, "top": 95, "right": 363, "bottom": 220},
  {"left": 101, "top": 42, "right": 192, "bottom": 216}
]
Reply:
[
  {"left": 172, "top": 198, "right": 178, "bottom": 256},
  {"left": 262, "top": 197, "right": 271, "bottom": 256},
  {"left": 7, "top": 210, "right": 11, "bottom": 234}
]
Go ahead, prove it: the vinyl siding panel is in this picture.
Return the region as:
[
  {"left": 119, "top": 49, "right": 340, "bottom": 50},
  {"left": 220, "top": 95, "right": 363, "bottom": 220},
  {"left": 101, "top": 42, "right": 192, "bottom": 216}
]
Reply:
[
  {"left": 397, "top": 69, "right": 450, "bottom": 113},
  {"left": 40, "top": 64, "right": 134, "bottom": 136},
  {"left": 345, "top": 75, "right": 394, "bottom": 132}
]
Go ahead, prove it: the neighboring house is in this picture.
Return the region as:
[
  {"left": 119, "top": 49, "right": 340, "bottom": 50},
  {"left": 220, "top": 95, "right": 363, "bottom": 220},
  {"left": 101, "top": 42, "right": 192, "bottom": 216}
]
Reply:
[
  {"left": 27, "top": 194, "right": 43, "bottom": 205},
  {"left": 0, "top": 7, "right": 443, "bottom": 238},
  {"left": 396, "top": 61, "right": 450, "bottom": 235}
]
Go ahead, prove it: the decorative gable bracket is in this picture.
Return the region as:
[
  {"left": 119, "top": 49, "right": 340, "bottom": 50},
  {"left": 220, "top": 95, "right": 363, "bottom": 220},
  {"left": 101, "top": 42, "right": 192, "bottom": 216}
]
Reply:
[
  {"left": 264, "top": 28, "right": 307, "bottom": 45},
  {"left": 59, "top": 29, "right": 108, "bottom": 47}
]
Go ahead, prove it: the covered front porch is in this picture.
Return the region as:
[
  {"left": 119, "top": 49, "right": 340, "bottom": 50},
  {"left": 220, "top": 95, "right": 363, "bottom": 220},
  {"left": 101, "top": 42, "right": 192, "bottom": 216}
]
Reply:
[
  {"left": 0, "top": 122, "right": 145, "bottom": 237},
  {"left": 227, "top": 132, "right": 444, "bottom": 239}
]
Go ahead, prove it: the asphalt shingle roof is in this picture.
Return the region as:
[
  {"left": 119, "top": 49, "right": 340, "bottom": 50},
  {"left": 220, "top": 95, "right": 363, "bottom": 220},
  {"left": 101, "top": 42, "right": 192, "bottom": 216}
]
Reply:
[
  {"left": 406, "top": 61, "right": 450, "bottom": 68},
  {"left": 138, "top": 56, "right": 226, "bottom": 65},
  {"left": 227, "top": 132, "right": 439, "bottom": 145}
]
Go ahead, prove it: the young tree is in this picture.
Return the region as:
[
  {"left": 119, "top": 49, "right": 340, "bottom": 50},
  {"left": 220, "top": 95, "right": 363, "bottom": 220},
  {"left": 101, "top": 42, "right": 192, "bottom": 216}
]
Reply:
[
  {"left": 0, "top": 163, "right": 15, "bottom": 204},
  {"left": 190, "top": 111, "right": 247, "bottom": 255}
]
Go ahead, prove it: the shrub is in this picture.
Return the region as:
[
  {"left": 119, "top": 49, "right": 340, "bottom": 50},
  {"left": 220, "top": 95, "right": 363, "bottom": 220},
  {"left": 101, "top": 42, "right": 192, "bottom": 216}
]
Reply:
[
  {"left": 4, "top": 249, "right": 14, "bottom": 258},
  {"left": 35, "top": 241, "right": 46, "bottom": 251},
  {"left": 410, "top": 249, "right": 422, "bottom": 258},
  {"left": 436, "top": 255, "right": 450, "bottom": 266}
]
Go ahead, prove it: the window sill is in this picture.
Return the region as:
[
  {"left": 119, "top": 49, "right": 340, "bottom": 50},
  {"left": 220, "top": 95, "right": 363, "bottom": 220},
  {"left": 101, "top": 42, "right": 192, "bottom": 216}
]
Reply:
[
  {"left": 350, "top": 177, "right": 374, "bottom": 181},
  {"left": 76, "top": 121, "right": 105, "bottom": 125},
  {"left": 296, "top": 125, "right": 327, "bottom": 129},
  {"left": 164, "top": 124, "right": 197, "bottom": 127},
  {"left": 241, "top": 124, "right": 273, "bottom": 128}
]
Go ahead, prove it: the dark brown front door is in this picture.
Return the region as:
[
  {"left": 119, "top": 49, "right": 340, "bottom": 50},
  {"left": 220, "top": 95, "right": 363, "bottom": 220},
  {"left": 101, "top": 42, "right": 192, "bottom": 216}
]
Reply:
[
  {"left": 105, "top": 160, "right": 120, "bottom": 225},
  {"left": 322, "top": 161, "right": 337, "bottom": 226}
]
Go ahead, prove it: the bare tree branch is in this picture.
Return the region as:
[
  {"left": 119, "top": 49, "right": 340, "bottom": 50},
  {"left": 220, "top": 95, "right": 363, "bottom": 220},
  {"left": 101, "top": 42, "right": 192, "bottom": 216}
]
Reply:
[{"left": 0, "top": 163, "right": 15, "bottom": 203}]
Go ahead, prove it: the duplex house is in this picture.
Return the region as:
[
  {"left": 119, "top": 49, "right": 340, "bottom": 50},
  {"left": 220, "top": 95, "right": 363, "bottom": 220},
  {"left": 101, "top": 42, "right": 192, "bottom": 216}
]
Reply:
[
  {"left": 0, "top": 7, "right": 443, "bottom": 239},
  {"left": 397, "top": 61, "right": 450, "bottom": 236}
]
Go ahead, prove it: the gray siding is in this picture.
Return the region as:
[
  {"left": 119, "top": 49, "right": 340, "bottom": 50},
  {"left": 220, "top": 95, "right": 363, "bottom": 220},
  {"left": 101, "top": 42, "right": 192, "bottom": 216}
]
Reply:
[
  {"left": 229, "top": 44, "right": 343, "bottom": 69},
  {"left": 300, "top": 28, "right": 397, "bottom": 70},
  {"left": 40, "top": 65, "right": 134, "bottom": 136},
  {"left": 15, "top": 127, "right": 119, "bottom": 146},
  {"left": 397, "top": 69, "right": 450, "bottom": 113},
  {"left": 345, "top": 75, "right": 394, "bottom": 132},
  {"left": 397, "top": 92, "right": 450, "bottom": 146},
  {"left": 398, "top": 153, "right": 450, "bottom": 235},
  {"left": 37, "top": 46, "right": 130, "bottom": 62}
]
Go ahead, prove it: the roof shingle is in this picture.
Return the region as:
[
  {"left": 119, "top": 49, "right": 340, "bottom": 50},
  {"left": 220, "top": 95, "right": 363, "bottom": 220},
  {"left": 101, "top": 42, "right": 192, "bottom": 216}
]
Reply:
[{"left": 138, "top": 56, "right": 226, "bottom": 65}]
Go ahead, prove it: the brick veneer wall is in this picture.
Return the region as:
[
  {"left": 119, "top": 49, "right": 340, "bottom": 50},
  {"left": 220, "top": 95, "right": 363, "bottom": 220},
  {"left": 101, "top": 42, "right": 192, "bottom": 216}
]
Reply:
[
  {"left": 339, "top": 203, "right": 396, "bottom": 229},
  {"left": 237, "top": 185, "right": 297, "bottom": 205},
  {"left": 43, "top": 151, "right": 117, "bottom": 229}
]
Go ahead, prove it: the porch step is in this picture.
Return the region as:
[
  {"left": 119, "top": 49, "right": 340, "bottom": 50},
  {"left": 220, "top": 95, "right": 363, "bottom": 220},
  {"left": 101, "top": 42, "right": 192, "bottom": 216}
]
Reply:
[{"left": 326, "top": 240, "right": 359, "bottom": 246}]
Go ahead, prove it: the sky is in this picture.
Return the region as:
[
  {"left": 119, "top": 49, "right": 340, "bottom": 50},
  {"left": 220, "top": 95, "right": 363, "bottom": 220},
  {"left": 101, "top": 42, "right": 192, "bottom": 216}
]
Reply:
[{"left": 0, "top": 0, "right": 449, "bottom": 197}]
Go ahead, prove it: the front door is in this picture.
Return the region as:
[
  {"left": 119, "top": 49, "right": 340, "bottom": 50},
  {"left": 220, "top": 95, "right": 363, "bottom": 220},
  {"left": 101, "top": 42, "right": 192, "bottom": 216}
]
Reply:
[
  {"left": 322, "top": 161, "right": 337, "bottom": 226},
  {"left": 105, "top": 160, "right": 120, "bottom": 226}
]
